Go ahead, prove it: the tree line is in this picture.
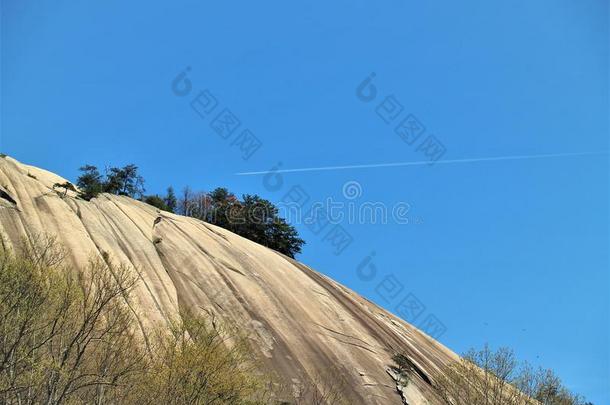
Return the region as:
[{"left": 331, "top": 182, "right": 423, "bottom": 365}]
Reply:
[
  {"left": 392, "top": 346, "right": 592, "bottom": 405},
  {"left": 75, "top": 164, "right": 304, "bottom": 258}
]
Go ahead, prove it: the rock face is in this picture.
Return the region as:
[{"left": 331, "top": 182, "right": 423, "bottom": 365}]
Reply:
[{"left": 0, "top": 156, "right": 458, "bottom": 404}]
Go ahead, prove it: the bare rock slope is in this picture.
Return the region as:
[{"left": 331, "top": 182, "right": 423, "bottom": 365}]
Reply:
[{"left": 0, "top": 156, "right": 458, "bottom": 404}]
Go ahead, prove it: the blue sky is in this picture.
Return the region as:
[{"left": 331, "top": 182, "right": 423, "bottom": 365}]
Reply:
[{"left": 2, "top": 0, "right": 608, "bottom": 402}]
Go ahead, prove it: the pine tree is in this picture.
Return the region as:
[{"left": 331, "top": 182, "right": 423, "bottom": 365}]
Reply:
[
  {"left": 76, "top": 165, "right": 103, "bottom": 200},
  {"left": 164, "top": 186, "right": 177, "bottom": 213},
  {"left": 104, "top": 164, "right": 145, "bottom": 198}
]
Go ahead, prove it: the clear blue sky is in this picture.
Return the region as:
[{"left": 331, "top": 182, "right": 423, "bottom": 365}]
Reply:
[{"left": 2, "top": 1, "right": 608, "bottom": 402}]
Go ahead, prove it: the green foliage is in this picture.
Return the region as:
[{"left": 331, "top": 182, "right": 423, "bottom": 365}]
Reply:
[
  {"left": 206, "top": 187, "right": 237, "bottom": 231},
  {"left": 143, "top": 194, "right": 170, "bottom": 211},
  {"left": 164, "top": 186, "right": 177, "bottom": 213},
  {"left": 143, "top": 187, "right": 178, "bottom": 213},
  {"left": 104, "top": 164, "right": 145, "bottom": 198},
  {"left": 408, "top": 344, "right": 591, "bottom": 405},
  {"left": 179, "top": 188, "right": 305, "bottom": 258},
  {"left": 0, "top": 234, "right": 142, "bottom": 404},
  {"left": 266, "top": 218, "right": 304, "bottom": 259},
  {"left": 76, "top": 164, "right": 145, "bottom": 200},
  {"left": 52, "top": 181, "right": 77, "bottom": 197},
  {"left": 74, "top": 163, "right": 304, "bottom": 256},
  {"left": 76, "top": 165, "right": 104, "bottom": 200},
  {"left": 0, "top": 234, "right": 270, "bottom": 404},
  {"left": 391, "top": 353, "right": 416, "bottom": 375},
  {"left": 136, "top": 312, "right": 266, "bottom": 404}
]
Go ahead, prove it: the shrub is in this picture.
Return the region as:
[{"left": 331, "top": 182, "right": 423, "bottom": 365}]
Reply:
[
  {"left": 143, "top": 194, "right": 170, "bottom": 211},
  {"left": 0, "top": 234, "right": 142, "bottom": 404},
  {"left": 296, "top": 366, "right": 349, "bottom": 405},
  {"left": 409, "top": 344, "right": 591, "bottom": 405},
  {"left": 52, "top": 181, "right": 77, "bottom": 197},
  {"left": 76, "top": 165, "right": 104, "bottom": 200},
  {"left": 0, "top": 234, "right": 269, "bottom": 404},
  {"left": 131, "top": 312, "right": 266, "bottom": 404}
]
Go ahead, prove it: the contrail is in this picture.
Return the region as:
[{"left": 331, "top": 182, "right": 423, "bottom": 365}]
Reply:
[{"left": 235, "top": 150, "right": 607, "bottom": 176}]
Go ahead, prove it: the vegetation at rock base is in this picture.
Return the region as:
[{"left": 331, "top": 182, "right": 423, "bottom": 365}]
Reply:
[
  {"left": 294, "top": 366, "right": 349, "bottom": 405},
  {"left": 393, "top": 345, "right": 591, "bottom": 405},
  {"left": 0, "top": 234, "right": 272, "bottom": 404}
]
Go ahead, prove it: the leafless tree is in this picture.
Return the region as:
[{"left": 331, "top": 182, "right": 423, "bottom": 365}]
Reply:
[
  {"left": 293, "top": 366, "right": 348, "bottom": 405},
  {"left": 430, "top": 345, "right": 589, "bottom": 405},
  {"left": 1, "top": 234, "right": 269, "bottom": 404}
]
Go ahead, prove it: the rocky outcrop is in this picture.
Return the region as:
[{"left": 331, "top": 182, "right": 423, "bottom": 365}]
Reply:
[{"left": 0, "top": 156, "right": 458, "bottom": 404}]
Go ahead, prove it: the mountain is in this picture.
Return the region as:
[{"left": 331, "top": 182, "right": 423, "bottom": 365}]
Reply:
[{"left": 0, "top": 156, "right": 457, "bottom": 404}]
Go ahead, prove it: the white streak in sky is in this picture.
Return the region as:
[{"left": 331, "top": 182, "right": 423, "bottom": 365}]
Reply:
[{"left": 235, "top": 151, "right": 607, "bottom": 176}]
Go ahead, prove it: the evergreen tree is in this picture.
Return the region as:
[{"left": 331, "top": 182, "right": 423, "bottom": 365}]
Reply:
[
  {"left": 144, "top": 195, "right": 170, "bottom": 211},
  {"left": 164, "top": 186, "right": 177, "bottom": 213},
  {"left": 75, "top": 163, "right": 305, "bottom": 257},
  {"left": 268, "top": 218, "right": 305, "bottom": 258},
  {"left": 182, "top": 189, "right": 305, "bottom": 258},
  {"left": 104, "top": 164, "right": 145, "bottom": 198},
  {"left": 207, "top": 188, "right": 239, "bottom": 231},
  {"left": 76, "top": 165, "right": 103, "bottom": 200}
]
